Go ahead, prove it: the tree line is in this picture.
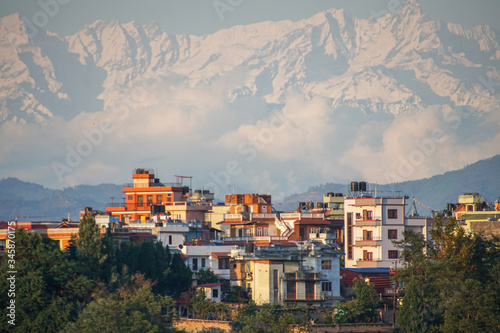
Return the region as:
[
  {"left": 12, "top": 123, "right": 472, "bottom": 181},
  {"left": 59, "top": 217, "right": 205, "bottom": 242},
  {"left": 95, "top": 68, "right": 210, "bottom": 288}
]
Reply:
[{"left": 0, "top": 215, "right": 192, "bottom": 332}]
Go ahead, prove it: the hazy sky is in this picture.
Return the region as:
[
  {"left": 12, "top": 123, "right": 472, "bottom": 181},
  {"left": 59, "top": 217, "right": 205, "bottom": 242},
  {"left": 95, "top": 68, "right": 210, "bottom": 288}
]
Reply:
[{"left": 2, "top": 0, "right": 500, "bottom": 37}]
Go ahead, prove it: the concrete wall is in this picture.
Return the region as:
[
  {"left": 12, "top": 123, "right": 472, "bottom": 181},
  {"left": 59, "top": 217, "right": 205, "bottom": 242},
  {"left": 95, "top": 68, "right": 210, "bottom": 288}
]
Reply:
[{"left": 173, "top": 319, "right": 231, "bottom": 332}]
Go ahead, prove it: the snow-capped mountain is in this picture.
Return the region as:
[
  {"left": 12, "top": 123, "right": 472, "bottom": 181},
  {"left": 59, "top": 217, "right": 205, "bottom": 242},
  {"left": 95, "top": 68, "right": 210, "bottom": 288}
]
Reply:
[{"left": 1, "top": 0, "right": 499, "bottom": 124}]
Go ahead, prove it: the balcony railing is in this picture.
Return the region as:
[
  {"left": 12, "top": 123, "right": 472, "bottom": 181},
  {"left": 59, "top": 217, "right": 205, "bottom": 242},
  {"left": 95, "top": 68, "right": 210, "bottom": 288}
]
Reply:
[
  {"left": 106, "top": 202, "right": 127, "bottom": 208},
  {"left": 123, "top": 182, "right": 182, "bottom": 188},
  {"left": 222, "top": 236, "right": 287, "bottom": 242},
  {"left": 356, "top": 257, "right": 383, "bottom": 268},
  {"left": 355, "top": 237, "right": 382, "bottom": 246},
  {"left": 355, "top": 217, "right": 381, "bottom": 226}
]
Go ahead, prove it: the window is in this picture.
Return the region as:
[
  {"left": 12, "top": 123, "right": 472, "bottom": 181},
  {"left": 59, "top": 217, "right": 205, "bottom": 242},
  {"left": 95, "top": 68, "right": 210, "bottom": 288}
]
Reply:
[
  {"left": 388, "top": 250, "right": 398, "bottom": 259},
  {"left": 356, "top": 213, "right": 361, "bottom": 219},
  {"left": 192, "top": 258, "right": 198, "bottom": 271},
  {"left": 388, "top": 209, "right": 398, "bottom": 219},
  {"left": 347, "top": 212, "right": 353, "bottom": 224},
  {"left": 388, "top": 229, "right": 398, "bottom": 239},
  {"left": 212, "top": 288, "right": 219, "bottom": 298},
  {"left": 147, "top": 195, "right": 153, "bottom": 205},
  {"left": 137, "top": 196, "right": 143, "bottom": 206},
  {"left": 321, "top": 260, "right": 332, "bottom": 270},
  {"left": 156, "top": 195, "right": 162, "bottom": 204},
  {"left": 322, "top": 282, "right": 332, "bottom": 292},
  {"left": 363, "top": 250, "right": 373, "bottom": 261},
  {"left": 218, "top": 257, "right": 230, "bottom": 270},
  {"left": 201, "top": 258, "right": 206, "bottom": 268},
  {"left": 175, "top": 214, "right": 182, "bottom": 220},
  {"left": 263, "top": 228, "right": 269, "bottom": 236},
  {"left": 256, "top": 227, "right": 262, "bottom": 236},
  {"left": 363, "top": 230, "right": 373, "bottom": 241},
  {"left": 168, "top": 235, "right": 172, "bottom": 245},
  {"left": 262, "top": 205, "right": 267, "bottom": 212},
  {"left": 128, "top": 195, "right": 133, "bottom": 200},
  {"left": 347, "top": 225, "right": 353, "bottom": 259}
]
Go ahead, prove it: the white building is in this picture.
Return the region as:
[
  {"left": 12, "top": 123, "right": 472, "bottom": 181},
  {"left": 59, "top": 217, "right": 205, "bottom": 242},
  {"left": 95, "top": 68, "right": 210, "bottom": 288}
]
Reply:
[
  {"left": 181, "top": 244, "right": 239, "bottom": 280},
  {"left": 344, "top": 195, "right": 434, "bottom": 269}
]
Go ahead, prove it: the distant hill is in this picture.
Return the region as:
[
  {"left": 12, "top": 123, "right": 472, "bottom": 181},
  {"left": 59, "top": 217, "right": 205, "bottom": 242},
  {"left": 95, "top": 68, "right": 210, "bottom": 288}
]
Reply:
[
  {"left": 0, "top": 155, "right": 498, "bottom": 221},
  {"left": 281, "top": 154, "right": 500, "bottom": 214},
  {"left": 0, "top": 178, "right": 122, "bottom": 221}
]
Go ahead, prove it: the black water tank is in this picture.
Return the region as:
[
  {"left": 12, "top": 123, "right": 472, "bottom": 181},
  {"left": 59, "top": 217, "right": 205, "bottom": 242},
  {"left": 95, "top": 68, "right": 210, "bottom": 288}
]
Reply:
[
  {"left": 316, "top": 202, "right": 324, "bottom": 208},
  {"left": 359, "top": 181, "right": 367, "bottom": 191},
  {"left": 350, "top": 181, "right": 359, "bottom": 192}
]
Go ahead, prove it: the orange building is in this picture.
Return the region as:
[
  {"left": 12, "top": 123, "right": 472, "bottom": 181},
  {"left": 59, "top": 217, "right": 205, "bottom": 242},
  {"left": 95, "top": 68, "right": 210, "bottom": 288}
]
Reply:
[
  {"left": 0, "top": 220, "right": 80, "bottom": 252},
  {"left": 106, "top": 168, "right": 211, "bottom": 223}
]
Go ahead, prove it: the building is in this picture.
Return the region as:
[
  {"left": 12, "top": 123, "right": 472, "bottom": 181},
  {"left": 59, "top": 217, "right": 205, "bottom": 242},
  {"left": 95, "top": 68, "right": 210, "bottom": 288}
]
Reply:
[
  {"left": 196, "top": 283, "right": 223, "bottom": 303},
  {"left": 106, "top": 168, "right": 212, "bottom": 223},
  {"left": 219, "top": 194, "right": 341, "bottom": 247},
  {"left": 230, "top": 240, "right": 343, "bottom": 306},
  {"left": 181, "top": 244, "right": 237, "bottom": 281},
  {"left": 0, "top": 220, "right": 81, "bottom": 252},
  {"left": 343, "top": 183, "right": 433, "bottom": 270},
  {"left": 450, "top": 193, "right": 500, "bottom": 237}
]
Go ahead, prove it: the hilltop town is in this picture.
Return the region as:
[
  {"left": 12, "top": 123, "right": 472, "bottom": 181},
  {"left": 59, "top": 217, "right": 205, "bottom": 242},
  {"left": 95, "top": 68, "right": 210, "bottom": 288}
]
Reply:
[{"left": 2, "top": 167, "right": 499, "bottom": 332}]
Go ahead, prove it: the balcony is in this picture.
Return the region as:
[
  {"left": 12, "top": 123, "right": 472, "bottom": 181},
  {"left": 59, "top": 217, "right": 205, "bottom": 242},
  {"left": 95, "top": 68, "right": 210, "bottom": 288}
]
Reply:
[
  {"left": 222, "top": 236, "right": 287, "bottom": 242},
  {"left": 106, "top": 202, "right": 126, "bottom": 208},
  {"left": 356, "top": 258, "right": 383, "bottom": 268},
  {"left": 355, "top": 237, "right": 382, "bottom": 246},
  {"left": 355, "top": 216, "right": 381, "bottom": 227},
  {"left": 123, "top": 182, "right": 182, "bottom": 188}
]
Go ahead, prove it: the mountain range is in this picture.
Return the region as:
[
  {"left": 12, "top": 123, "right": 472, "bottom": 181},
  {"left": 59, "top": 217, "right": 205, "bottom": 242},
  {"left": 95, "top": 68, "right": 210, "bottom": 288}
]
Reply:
[
  {"left": 0, "top": 154, "right": 498, "bottom": 221},
  {"left": 0, "top": 0, "right": 499, "bottom": 197}
]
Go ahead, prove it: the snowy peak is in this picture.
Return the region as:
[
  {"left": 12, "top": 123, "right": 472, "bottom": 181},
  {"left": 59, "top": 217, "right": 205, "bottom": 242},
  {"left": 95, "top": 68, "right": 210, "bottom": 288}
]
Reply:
[{"left": 0, "top": 5, "right": 500, "bottom": 125}]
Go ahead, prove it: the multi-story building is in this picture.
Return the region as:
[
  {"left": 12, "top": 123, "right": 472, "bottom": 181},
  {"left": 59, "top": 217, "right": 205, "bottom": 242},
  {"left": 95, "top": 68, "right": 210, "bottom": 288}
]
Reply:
[
  {"left": 450, "top": 193, "right": 500, "bottom": 237},
  {"left": 219, "top": 194, "right": 341, "bottom": 247},
  {"left": 230, "top": 240, "right": 343, "bottom": 306},
  {"left": 344, "top": 194, "right": 406, "bottom": 269},
  {"left": 181, "top": 244, "right": 237, "bottom": 281},
  {"left": 106, "top": 168, "right": 212, "bottom": 223},
  {"left": 344, "top": 183, "right": 435, "bottom": 270}
]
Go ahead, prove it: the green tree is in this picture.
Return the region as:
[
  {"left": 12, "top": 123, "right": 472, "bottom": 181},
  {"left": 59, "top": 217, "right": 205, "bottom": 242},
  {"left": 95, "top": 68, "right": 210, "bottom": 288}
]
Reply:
[
  {"left": 395, "top": 214, "right": 500, "bottom": 333},
  {"left": 191, "top": 289, "right": 215, "bottom": 319},
  {"left": 165, "top": 252, "right": 193, "bottom": 298},
  {"left": 335, "top": 276, "right": 380, "bottom": 323},
  {"left": 197, "top": 268, "right": 219, "bottom": 285}
]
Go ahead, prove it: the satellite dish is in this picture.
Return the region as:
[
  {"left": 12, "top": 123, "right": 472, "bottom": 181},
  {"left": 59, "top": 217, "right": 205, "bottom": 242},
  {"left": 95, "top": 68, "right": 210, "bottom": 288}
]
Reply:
[{"left": 178, "top": 244, "right": 183, "bottom": 249}]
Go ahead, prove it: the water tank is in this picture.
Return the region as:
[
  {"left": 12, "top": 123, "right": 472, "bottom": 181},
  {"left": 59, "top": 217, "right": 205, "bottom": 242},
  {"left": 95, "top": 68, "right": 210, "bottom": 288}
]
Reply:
[
  {"left": 308, "top": 202, "right": 314, "bottom": 210},
  {"left": 359, "top": 181, "right": 367, "bottom": 192},
  {"left": 316, "top": 202, "right": 324, "bottom": 208},
  {"left": 299, "top": 202, "right": 306, "bottom": 210},
  {"left": 335, "top": 193, "right": 343, "bottom": 197},
  {"left": 327, "top": 192, "right": 334, "bottom": 197},
  {"left": 350, "top": 181, "right": 359, "bottom": 192}
]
